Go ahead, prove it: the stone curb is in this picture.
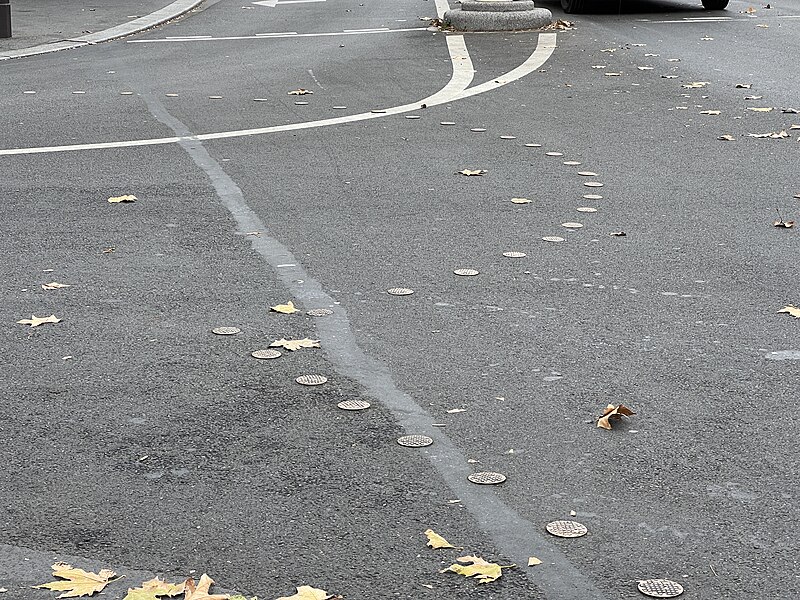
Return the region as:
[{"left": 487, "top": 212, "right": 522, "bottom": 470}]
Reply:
[
  {"left": 461, "top": 1, "right": 537, "bottom": 12},
  {"left": 0, "top": 0, "right": 204, "bottom": 61},
  {"left": 444, "top": 7, "right": 552, "bottom": 31}
]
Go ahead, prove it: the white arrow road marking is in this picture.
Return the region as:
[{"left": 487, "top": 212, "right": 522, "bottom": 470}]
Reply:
[{"left": 0, "top": 33, "right": 556, "bottom": 157}]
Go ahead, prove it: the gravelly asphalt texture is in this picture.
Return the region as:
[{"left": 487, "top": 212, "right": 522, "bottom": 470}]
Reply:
[{"left": 1, "top": 1, "right": 798, "bottom": 599}]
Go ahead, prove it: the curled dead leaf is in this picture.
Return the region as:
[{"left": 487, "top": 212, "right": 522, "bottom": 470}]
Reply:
[
  {"left": 774, "top": 219, "right": 795, "bottom": 228},
  {"left": 270, "top": 301, "right": 299, "bottom": 314},
  {"left": 718, "top": 135, "right": 736, "bottom": 141},
  {"left": 269, "top": 338, "right": 320, "bottom": 351},
  {"left": 108, "top": 195, "right": 137, "bottom": 203},
  {"left": 34, "top": 563, "right": 120, "bottom": 598},
  {"left": 275, "top": 586, "right": 330, "bottom": 600},
  {"left": 184, "top": 575, "right": 228, "bottom": 600},
  {"left": 609, "top": 231, "right": 627, "bottom": 237},
  {"left": 17, "top": 314, "right": 61, "bottom": 328},
  {"left": 425, "top": 529, "right": 455, "bottom": 549},
  {"left": 124, "top": 577, "right": 187, "bottom": 600},
  {"left": 747, "top": 107, "right": 773, "bottom": 112},
  {"left": 597, "top": 404, "right": 635, "bottom": 430},
  {"left": 778, "top": 305, "right": 800, "bottom": 319},
  {"left": 441, "top": 556, "right": 513, "bottom": 584},
  {"left": 42, "top": 282, "right": 70, "bottom": 290},
  {"left": 527, "top": 557, "right": 542, "bottom": 567},
  {"left": 700, "top": 110, "right": 721, "bottom": 115},
  {"left": 288, "top": 89, "right": 313, "bottom": 95},
  {"left": 457, "top": 169, "right": 487, "bottom": 176}
]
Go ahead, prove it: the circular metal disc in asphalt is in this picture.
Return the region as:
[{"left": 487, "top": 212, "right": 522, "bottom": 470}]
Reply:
[
  {"left": 212, "top": 327, "right": 241, "bottom": 335},
  {"left": 563, "top": 160, "right": 581, "bottom": 165},
  {"left": 637, "top": 579, "right": 684, "bottom": 598},
  {"left": 454, "top": 268, "right": 480, "bottom": 276},
  {"left": 577, "top": 207, "right": 598, "bottom": 212},
  {"left": 583, "top": 194, "right": 603, "bottom": 199},
  {"left": 387, "top": 287, "right": 414, "bottom": 296},
  {"left": 503, "top": 251, "right": 527, "bottom": 258},
  {"left": 296, "top": 374, "right": 328, "bottom": 386},
  {"left": 337, "top": 399, "right": 371, "bottom": 411},
  {"left": 578, "top": 171, "right": 598, "bottom": 176},
  {"left": 397, "top": 434, "right": 434, "bottom": 447},
  {"left": 295, "top": 101, "right": 309, "bottom": 105},
  {"left": 562, "top": 222, "right": 584, "bottom": 228},
  {"left": 120, "top": 91, "right": 134, "bottom": 95},
  {"left": 333, "top": 105, "right": 347, "bottom": 109},
  {"left": 525, "top": 143, "right": 542, "bottom": 147},
  {"left": 511, "top": 198, "right": 531, "bottom": 204},
  {"left": 405, "top": 115, "right": 421, "bottom": 119},
  {"left": 440, "top": 121, "right": 456, "bottom": 125},
  {"left": 209, "top": 96, "right": 223, "bottom": 99},
  {"left": 545, "top": 520, "right": 588, "bottom": 538},
  {"left": 251, "top": 349, "right": 282, "bottom": 360},
  {"left": 307, "top": 308, "right": 334, "bottom": 317},
  {"left": 468, "top": 472, "right": 507, "bottom": 485},
  {"left": 542, "top": 236, "right": 566, "bottom": 243},
  {"left": 545, "top": 151, "right": 564, "bottom": 156},
  {"left": 471, "top": 127, "right": 487, "bottom": 132},
  {"left": 500, "top": 135, "right": 517, "bottom": 139},
  {"left": 584, "top": 182, "right": 604, "bottom": 187}
]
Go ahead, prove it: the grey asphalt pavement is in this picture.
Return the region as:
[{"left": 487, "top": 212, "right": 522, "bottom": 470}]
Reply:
[{"left": 1, "top": 1, "right": 798, "bottom": 599}]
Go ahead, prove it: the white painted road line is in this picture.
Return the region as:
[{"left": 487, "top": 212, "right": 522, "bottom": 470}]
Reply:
[
  {"left": 342, "top": 28, "right": 391, "bottom": 33},
  {"left": 127, "top": 27, "right": 428, "bottom": 43},
  {"left": 0, "top": 32, "right": 555, "bottom": 158},
  {"left": 252, "top": 0, "right": 325, "bottom": 6}
]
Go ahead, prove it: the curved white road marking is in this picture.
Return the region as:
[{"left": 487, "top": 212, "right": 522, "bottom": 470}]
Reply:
[
  {"left": 128, "top": 27, "right": 429, "bottom": 43},
  {"left": 0, "top": 33, "right": 555, "bottom": 158}
]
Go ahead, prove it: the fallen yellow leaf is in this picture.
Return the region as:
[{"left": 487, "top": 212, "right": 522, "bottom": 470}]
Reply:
[
  {"left": 270, "top": 301, "right": 299, "bottom": 314},
  {"left": 184, "top": 575, "right": 228, "bottom": 600},
  {"left": 778, "top": 305, "right": 800, "bottom": 319},
  {"left": 424, "top": 529, "right": 455, "bottom": 549},
  {"left": 17, "top": 314, "right": 61, "bottom": 328},
  {"left": 108, "top": 195, "right": 137, "bottom": 203},
  {"left": 33, "top": 563, "right": 119, "bottom": 598},
  {"left": 747, "top": 107, "right": 773, "bottom": 112},
  {"left": 288, "top": 89, "right": 313, "bottom": 96},
  {"left": 275, "top": 586, "right": 328, "bottom": 600},
  {"left": 269, "top": 338, "right": 320, "bottom": 351},
  {"left": 124, "top": 577, "right": 187, "bottom": 600},
  {"left": 527, "top": 557, "right": 542, "bottom": 566},
  {"left": 441, "top": 555, "right": 513, "bottom": 584},
  {"left": 42, "top": 282, "right": 70, "bottom": 290},
  {"left": 597, "top": 404, "right": 635, "bottom": 430},
  {"left": 457, "top": 169, "right": 486, "bottom": 176}
]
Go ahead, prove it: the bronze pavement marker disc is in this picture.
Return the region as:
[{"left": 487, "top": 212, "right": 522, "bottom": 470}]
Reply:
[
  {"left": 454, "top": 268, "right": 480, "bottom": 276},
  {"left": 387, "top": 287, "right": 414, "bottom": 296},
  {"left": 307, "top": 308, "right": 334, "bottom": 317},
  {"left": 545, "top": 520, "right": 588, "bottom": 538},
  {"left": 503, "top": 251, "right": 527, "bottom": 258},
  {"left": 397, "top": 434, "right": 434, "bottom": 447},
  {"left": 251, "top": 349, "right": 281, "bottom": 360},
  {"left": 637, "top": 579, "right": 684, "bottom": 598},
  {"left": 296, "top": 374, "right": 328, "bottom": 386},
  {"left": 337, "top": 399, "right": 371, "bottom": 411},
  {"left": 468, "top": 472, "right": 506, "bottom": 485},
  {"left": 212, "top": 326, "right": 240, "bottom": 335}
]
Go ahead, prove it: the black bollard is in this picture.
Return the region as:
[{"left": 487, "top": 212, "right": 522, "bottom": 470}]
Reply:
[{"left": 0, "top": 0, "right": 10, "bottom": 39}]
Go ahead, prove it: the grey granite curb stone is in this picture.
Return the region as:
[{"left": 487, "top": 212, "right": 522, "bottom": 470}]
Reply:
[
  {"left": 461, "top": 1, "right": 537, "bottom": 11},
  {"left": 0, "top": 0, "right": 204, "bottom": 61},
  {"left": 444, "top": 6, "right": 553, "bottom": 31}
]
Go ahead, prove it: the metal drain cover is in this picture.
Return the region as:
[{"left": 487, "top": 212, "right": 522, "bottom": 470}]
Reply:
[
  {"left": 637, "top": 579, "right": 684, "bottom": 598},
  {"left": 584, "top": 181, "right": 604, "bottom": 187},
  {"left": 440, "top": 121, "right": 456, "bottom": 125},
  {"left": 563, "top": 160, "right": 581, "bottom": 165},
  {"left": 545, "top": 151, "right": 564, "bottom": 156},
  {"left": 577, "top": 207, "right": 598, "bottom": 213},
  {"left": 251, "top": 349, "right": 281, "bottom": 360},
  {"left": 471, "top": 128, "right": 487, "bottom": 132},
  {"left": 511, "top": 197, "right": 531, "bottom": 204},
  {"left": 562, "top": 222, "right": 584, "bottom": 228},
  {"left": 212, "top": 327, "right": 240, "bottom": 335},
  {"left": 454, "top": 268, "right": 479, "bottom": 276},
  {"left": 296, "top": 374, "right": 328, "bottom": 386},
  {"left": 499, "top": 135, "right": 516, "bottom": 139},
  {"left": 542, "top": 236, "right": 566, "bottom": 243},
  {"left": 397, "top": 434, "right": 433, "bottom": 447},
  {"left": 337, "top": 399, "right": 371, "bottom": 411},
  {"left": 524, "top": 143, "right": 542, "bottom": 147},
  {"left": 307, "top": 308, "right": 334, "bottom": 317},
  {"left": 502, "top": 251, "right": 527, "bottom": 258},
  {"left": 387, "top": 287, "right": 414, "bottom": 296},
  {"left": 578, "top": 171, "right": 598, "bottom": 176},
  {"left": 583, "top": 194, "right": 603, "bottom": 199},
  {"left": 545, "top": 520, "right": 588, "bottom": 538},
  {"left": 468, "top": 471, "right": 506, "bottom": 485}
]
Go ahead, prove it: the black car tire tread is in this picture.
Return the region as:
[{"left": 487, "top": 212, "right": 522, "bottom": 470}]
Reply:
[
  {"left": 561, "top": 0, "right": 586, "bottom": 14},
  {"left": 701, "top": 0, "right": 729, "bottom": 8}
]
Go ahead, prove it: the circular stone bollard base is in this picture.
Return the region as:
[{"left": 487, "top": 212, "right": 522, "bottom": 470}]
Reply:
[
  {"left": 442, "top": 5, "right": 553, "bottom": 31},
  {"left": 461, "top": 0, "right": 536, "bottom": 11}
]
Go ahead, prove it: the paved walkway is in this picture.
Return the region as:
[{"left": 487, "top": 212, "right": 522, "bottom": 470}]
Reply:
[{"left": 0, "top": 0, "right": 202, "bottom": 56}]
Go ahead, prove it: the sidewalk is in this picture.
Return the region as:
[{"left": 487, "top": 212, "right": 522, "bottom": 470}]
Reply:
[{"left": 0, "top": 0, "right": 203, "bottom": 59}]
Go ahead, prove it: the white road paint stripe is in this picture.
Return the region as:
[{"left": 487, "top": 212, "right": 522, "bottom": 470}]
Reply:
[
  {"left": 127, "top": 27, "right": 427, "bottom": 43},
  {"left": 342, "top": 28, "right": 391, "bottom": 33},
  {"left": 0, "top": 33, "right": 555, "bottom": 158}
]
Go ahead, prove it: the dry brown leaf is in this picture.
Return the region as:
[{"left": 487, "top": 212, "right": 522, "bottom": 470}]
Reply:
[
  {"left": 124, "top": 578, "right": 188, "bottom": 600},
  {"left": 269, "top": 338, "right": 320, "bottom": 351},
  {"left": 718, "top": 135, "right": 736, "bottom": 141},
  {"left": 184, "top": 575, "right": 228, "bottom": 600},
  {"left": 441, "top": 556, "right": 513, "bottom": 584},
  {"left": 108, "top": 195, "right": 137, "bottom": 203},
  {"left": 778, "top": 305, "right": 800, "bottom": 319},
  {"left": 42, "top": 282, "right": 70, "bottom": 290},
  {"left": 425, "top": 529, "right": 455, "bottom": 549},
  {"left": 270, "top": 301, "right": 299, "bottom": 314},
  {"left": 744, "top": 6, "right": 757, "bottom": 13},
  {"left": 275, "top": 586, "right": 330, "bottom": 600},
  {"left": 34, "top": 563, "right": 119, "bottom": 598},
  {"left": 597, "top": 404, "right": 635, "bottom": 430},
  {"left": 17, "top": 314, "right": 61, "bottom": 328},
  {"left": 457, "top": 169, "right": 487, "bottom": 176},
  {"left": 774, "top": 219, "right": 795, "bottom": 228},
  {"left": 527, "top": 557, "right": 542, "bottom": 567},
  {"left": 288, "top": 89, "right": 313, "bottom": 95}
]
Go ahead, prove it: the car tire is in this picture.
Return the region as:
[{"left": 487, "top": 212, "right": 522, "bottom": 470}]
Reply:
[
  {"left": 561, "top": 0, "right": 586, "bottom": 14},
  {"left": 701, "top": 0, "right": 729, "bottom": 8}
]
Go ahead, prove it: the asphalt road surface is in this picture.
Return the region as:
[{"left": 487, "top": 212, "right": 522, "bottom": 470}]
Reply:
[{"left": 1, "top": 1, "right": 798, "bottom": 599}]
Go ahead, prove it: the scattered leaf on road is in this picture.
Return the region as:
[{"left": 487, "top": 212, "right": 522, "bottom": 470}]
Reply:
[
  {"left": 527, "top": 557, "right": 542, "bottom": 566},
  {"left": 184, "top": 575, "right": 228, "bottom": 600},
  {"left": 747, "top": 107, "right": 773, "bottom": 112},
  {"left": 778, "top": 305, "right": 800, "bottom": 319},
  {"left": 610, "top": 231, "right": 627, "bottom": 237},
  {"left": 108, "top": 195, "right": 137, "bottom": 203},
  {"left": 748, "top": 130, "right": 789, "bottom": 139},
  {"left": 270, "top": 301, "right": 299, "bottom": 314},
  {"left": 34, "top": 563, "right": 119, "bottom": 598},
  {"left": 288, "top": 89, "right": 313, "bottom": 95},
  {"left": 718, "top": 135, "right": 736, "bottom": 141},
  {"left": 457, "top": 169, "right": 487, "bottom": 176},
  {"left": 744, "top": 95, "right": 763, "bottom": 100},
  {"left": 774, "top": 219, "right": 795, "bottom": 228},
  {"left": 124, "top": 577, "right": 187, "bottom": 600},
  {"left": 425, "top": 529, "right": 455, "bottom": 549},
  {"left": 275, "top": 586, "right": 329, "bottom": 600},
  {"left": 42, "top": 282, "right": 70, "bottom": 290},
  {"left": 700, "top": 110, "right": 721, "bottom": 115},
  {"left": 735, "top": 83, "right": 752, "bottom": 89},
  {"left": 682, "top": 82, "right": 709, "bottom": 89},
  {"left": 17, "top": 314, "right": 61, "bottom": 328},
  {"left": 441, "top": 556, "right": 512, "bottom": 584},
  {"left": 511, "top": 198, "right": 531, "bottom": 204},
  {"left": 269, "top": 338, "right": 320, "bottom": 351},
  {"left": 597, "top": 404, "right": 635, "bottom": 430}
]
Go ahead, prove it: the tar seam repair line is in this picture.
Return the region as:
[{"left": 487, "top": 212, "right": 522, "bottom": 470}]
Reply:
[{"left": 140, "top": 34, "right": 604, "bottom": 600}]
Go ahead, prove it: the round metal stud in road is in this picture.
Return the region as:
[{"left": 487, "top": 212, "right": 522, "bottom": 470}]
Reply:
[
  {"left": 454, "top": 268, "right": 480, "bottom": 276},
  {"left": 563, "top": 160, "right": 581, "bottom": 166},
  {"left": 525, "top": 143, "right": 542, "bottom": 147},
  {"left": 542, "top": 236, "right": 566, "bottom": 243},
  {"left": 545, "top": 520, "right": 588, "bottom": 538},
  {"left": 561, "top": 222, "right": 583, "bottom": 229},
  {"left": 397, "top": 434, "right": 433, "bottom": 447},
  {"left": 307, "top": 308, "right": 334, "bottom": 317},
  {"left": 468, "top": 471, "right": 506, "bottom": 485},
  {"left": 251, "top": 349, "right": 281, "bottom": 360},
  {"left": 546, "top": 151, "right": 564, "bottom": 156},
  {"left": 387, "top": 287, "right": 414, "bottom": 296},
  {"left": 583, "top": 194, "right": 604, "bottom": 200},
  {"left": 584, "top": 182, "right": 604, "bottom": 188},
  {"left": 296, "top": 374, "right": 328, "bottom": 386},
  {"left": 502, "top": 251, "right": 526, "bottom": 258},
  {"left": 337, "top": 399, "right": 371, "bottom": 411},
  {"left": 212, "top": 326, "right": 240, "bottom": 335},
  {"left": 637, "top": 579, "right": 684, "bottom": 598}
]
